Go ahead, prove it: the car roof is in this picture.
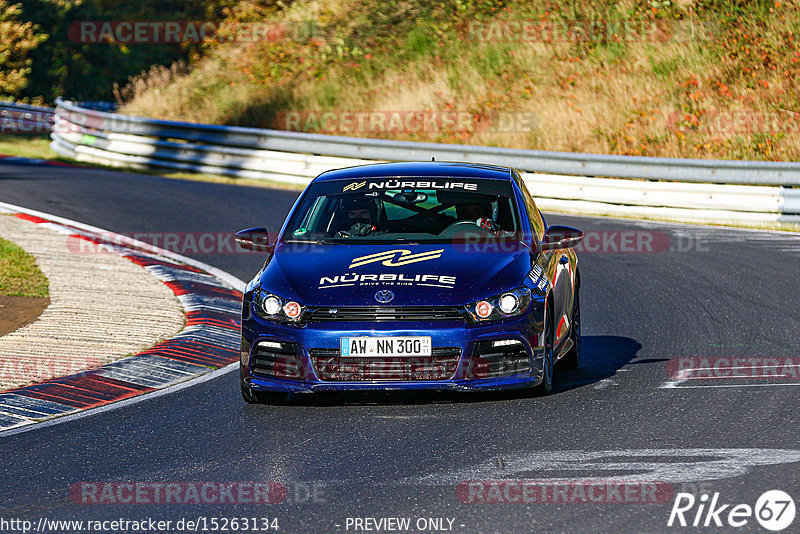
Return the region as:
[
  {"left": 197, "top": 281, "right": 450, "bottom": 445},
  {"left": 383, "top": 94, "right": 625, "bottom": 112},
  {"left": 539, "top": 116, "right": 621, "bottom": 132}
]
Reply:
[{"left": 313, "top": 161, "right": 514, "bottom": 182}]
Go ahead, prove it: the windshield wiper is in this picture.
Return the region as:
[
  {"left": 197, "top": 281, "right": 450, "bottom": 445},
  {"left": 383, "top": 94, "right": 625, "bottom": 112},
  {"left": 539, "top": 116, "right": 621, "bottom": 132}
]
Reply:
[{"left": 284, "top": 238, "right": 333, "bottom": 244}]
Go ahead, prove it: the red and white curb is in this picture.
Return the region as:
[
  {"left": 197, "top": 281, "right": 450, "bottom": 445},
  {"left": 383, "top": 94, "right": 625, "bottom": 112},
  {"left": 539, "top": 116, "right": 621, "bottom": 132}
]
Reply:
[{"left": 0, "top": 201, "right": 245, "bottom": 434}]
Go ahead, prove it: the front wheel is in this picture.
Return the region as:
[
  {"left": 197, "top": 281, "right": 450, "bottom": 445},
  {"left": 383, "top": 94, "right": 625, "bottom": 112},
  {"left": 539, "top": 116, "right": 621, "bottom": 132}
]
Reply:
[{"left": 531, "top": 306, "right": 554, "bottom": 396}]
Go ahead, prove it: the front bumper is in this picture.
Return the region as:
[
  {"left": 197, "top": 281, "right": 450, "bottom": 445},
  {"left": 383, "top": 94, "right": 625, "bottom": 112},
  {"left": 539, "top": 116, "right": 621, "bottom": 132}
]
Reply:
[{"left": 241, "top": 312, "right": 545, "bottom": 393}]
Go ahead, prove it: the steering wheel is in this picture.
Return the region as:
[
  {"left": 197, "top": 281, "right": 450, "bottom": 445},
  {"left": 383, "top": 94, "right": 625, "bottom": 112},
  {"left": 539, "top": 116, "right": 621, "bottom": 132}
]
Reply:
[
  {"left": 440, "top": 220, "right": 492, "bottom": 236},
  {"left": 335, "top": 223, "right": 377, "bottom": 238}
]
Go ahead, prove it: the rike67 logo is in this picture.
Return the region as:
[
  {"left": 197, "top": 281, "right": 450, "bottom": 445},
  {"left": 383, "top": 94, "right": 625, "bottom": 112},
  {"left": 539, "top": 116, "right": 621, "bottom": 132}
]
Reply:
[{"left": 668, "top": 490, "right": 795, "bottom": 531}]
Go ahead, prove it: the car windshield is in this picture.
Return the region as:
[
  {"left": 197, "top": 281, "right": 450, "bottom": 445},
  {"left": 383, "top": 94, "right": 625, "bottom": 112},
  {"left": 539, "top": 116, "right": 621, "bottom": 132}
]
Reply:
[{"left": 282, "top": 177, "right": 520, "bottom": 244}]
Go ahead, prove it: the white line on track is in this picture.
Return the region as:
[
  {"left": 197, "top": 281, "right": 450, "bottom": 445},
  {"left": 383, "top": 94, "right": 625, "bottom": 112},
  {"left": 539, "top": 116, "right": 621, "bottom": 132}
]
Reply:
[
  {"left": 391, "top": 448, "right": 800, "bottom": 486},
  {"left": 664, "top": 383, "right": 800, "bottom": 389},
  {"left": 688, "top": 364, "right": 800, "bottom": 371},
  {"left": 682, "top": 375, "right": 795, "bottom": 380},
  {"left": 660, "top": 363, "right": 800, "bottom": 389},
  {"left": 0, "top": 201, "right": 246, "bottom": 439},
  {"left": 592, "top": 377, "right": 617, "bottom": 390}
]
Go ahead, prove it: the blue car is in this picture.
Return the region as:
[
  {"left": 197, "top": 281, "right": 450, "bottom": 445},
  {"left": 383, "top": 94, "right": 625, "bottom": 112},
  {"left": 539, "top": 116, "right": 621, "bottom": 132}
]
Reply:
[{"left": 235, "top": 161, "right": 583, "bottom": 403}]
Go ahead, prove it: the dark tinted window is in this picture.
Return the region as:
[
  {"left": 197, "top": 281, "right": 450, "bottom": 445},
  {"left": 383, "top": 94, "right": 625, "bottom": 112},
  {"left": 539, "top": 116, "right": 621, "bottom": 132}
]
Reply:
[
  {"left": 283, "top": 177, "right": 521, "bottom": 244},
  {"left": 517, "top": 178, "right": 546, "bottom": 240}
]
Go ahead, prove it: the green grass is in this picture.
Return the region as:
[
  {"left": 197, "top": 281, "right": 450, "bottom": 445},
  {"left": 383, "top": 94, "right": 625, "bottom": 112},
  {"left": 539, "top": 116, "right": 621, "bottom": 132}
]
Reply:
[
  {"left": 0, "top": 134, "right": 58, "bottom": 160},
  {"left": 0, "top": 235, "right": 49, "bottom": 298},
  {"left": 647, "top": 51, "right": 681, "bottom": 80},
  {"left": 404, "top": 25, "right": 437, "bottom": 59}
]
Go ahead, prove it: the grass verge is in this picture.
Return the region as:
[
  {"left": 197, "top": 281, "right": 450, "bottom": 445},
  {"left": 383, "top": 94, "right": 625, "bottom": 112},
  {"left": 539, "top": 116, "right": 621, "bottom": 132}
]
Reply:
[
  {"left": 0, "top": 134, "right": 60, "bottom": 161},
  {"left": 0, "top": 235, "right": 49, "bottom": 298}
]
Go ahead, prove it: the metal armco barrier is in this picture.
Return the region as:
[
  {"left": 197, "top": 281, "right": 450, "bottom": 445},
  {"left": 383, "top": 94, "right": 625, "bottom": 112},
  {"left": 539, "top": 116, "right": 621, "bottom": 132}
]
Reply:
[
  {"left": 0, "top": 101, "right": 54, "bottom": 134},
  {"left": 48, "top": 98, "right": 800, "bottom": 227}
]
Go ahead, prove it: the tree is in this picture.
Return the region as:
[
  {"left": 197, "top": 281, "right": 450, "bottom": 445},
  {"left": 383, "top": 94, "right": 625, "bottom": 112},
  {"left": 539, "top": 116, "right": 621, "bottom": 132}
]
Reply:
[{"left": 0, "top": 0, "right": 47, "bottom": 99}]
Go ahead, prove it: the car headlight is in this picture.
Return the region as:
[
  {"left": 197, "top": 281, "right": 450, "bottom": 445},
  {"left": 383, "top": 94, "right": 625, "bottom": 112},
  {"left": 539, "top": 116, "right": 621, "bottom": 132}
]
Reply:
[
  {"left": 467, "top": 287, "right": 531, "bottom": 322},
  {"left": 253, "top": 289, "right": 305, "bottom": 322},
  {"left": 262, "top": 296, "right": 282, "bottom": 315}
]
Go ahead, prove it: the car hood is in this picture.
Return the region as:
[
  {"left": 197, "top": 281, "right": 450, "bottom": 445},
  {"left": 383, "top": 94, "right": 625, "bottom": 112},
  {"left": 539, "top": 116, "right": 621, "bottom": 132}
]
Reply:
[{"left": 258, "top": 243, "right": 532, "bottom": 307}]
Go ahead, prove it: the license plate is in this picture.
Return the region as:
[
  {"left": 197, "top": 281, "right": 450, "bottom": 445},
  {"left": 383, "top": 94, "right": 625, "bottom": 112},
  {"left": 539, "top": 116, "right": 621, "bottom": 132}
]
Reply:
[{"left": 340, "top": 336, "right": 432, "bottom": 357}]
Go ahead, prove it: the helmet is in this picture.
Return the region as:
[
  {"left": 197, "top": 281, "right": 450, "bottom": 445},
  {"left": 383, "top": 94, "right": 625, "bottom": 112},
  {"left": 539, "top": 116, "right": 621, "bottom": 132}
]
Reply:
[{"left": 334, "top": 195, "right": 379, "bottom": 229}]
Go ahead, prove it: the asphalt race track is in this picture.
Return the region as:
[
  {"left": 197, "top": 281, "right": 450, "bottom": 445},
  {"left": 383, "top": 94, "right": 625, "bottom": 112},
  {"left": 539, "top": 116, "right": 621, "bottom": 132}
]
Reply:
[{"left": 1, "top": 161, "right": 799, "bottom": 533}]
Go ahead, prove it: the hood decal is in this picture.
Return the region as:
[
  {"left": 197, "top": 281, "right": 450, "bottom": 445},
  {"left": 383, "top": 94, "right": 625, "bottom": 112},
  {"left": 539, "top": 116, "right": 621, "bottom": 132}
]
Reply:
[
  {"left": 260, "top": 244, "right": 530, "bottom": 307},
  {"left": 319, "top": 272, "right": 456, "bottom": 290},
  {"left": 349, "top": 249, "right": 444, "bottom": 268}
]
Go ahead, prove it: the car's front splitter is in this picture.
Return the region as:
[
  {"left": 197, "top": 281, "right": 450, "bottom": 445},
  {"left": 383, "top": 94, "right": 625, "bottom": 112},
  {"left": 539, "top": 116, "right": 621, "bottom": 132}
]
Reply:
[{"left": 243, "top": 373, "right": 543, "bottom": 394}]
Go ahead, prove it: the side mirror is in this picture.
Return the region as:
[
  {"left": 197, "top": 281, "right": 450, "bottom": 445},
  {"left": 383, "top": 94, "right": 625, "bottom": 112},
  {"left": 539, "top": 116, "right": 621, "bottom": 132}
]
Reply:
[
  {"left": 541, "top": 225, "right": 583, "bottom": 251},
  {"left": 235, "top": 227, "right": 271, "bottom": 251}
]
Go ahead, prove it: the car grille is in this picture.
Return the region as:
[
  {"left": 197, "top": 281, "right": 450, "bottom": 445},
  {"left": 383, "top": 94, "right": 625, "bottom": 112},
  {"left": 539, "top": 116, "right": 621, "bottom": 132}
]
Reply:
[
  {"left": 308, "top": 306, "right": 465, "bottom": 322},
  {"left": 251, "top": 341, "right": 306, "bottom": 380},
  {"left": 309, "top": 347, "right": 461, "bottom": 381}
]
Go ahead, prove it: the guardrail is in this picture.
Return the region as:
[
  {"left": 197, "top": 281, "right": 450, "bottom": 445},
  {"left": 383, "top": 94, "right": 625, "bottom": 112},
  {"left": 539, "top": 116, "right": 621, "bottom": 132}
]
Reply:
[
  {"left": 49, "top": 98, "right": 800, "bottom": 228},
  {"left": 0, "top": 101, "right": 54, "bottom": 134}
]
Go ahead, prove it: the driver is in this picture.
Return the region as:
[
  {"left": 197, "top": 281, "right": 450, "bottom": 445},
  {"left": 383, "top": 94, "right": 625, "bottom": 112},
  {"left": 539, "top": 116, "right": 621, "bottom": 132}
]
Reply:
[
  {"left": 456, "top": 201, "right": 500, "bottom": 231},
  {"left": 334, "top": 196, "right": 380, "bottom": 237}
]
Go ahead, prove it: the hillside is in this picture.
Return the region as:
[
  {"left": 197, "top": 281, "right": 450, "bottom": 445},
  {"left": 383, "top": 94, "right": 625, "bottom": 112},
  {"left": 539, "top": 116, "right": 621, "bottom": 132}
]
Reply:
[{"left": 117, "top": 0, "right": 800, "bottom": 161}]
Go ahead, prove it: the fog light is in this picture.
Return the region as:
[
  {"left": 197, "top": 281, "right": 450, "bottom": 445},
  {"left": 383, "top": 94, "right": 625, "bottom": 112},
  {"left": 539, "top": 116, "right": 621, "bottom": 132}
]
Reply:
[
  {"left": 262, "top": 296, "right": 281, "bottom": 315},
  {"left": 499, "top": 293, "right": 518, "bottom": 314},
  {"left": 283, "top": 301, "right": 302, "bottom": 319},
  {"left": 258, "top": 341, "right": 282, "bottom": 350},
  {"left": 475, "top": 300, "right": 493, "bottom": 319},
  {"left": 492, "top": 339, "right": 522, "bottom": 347}
]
